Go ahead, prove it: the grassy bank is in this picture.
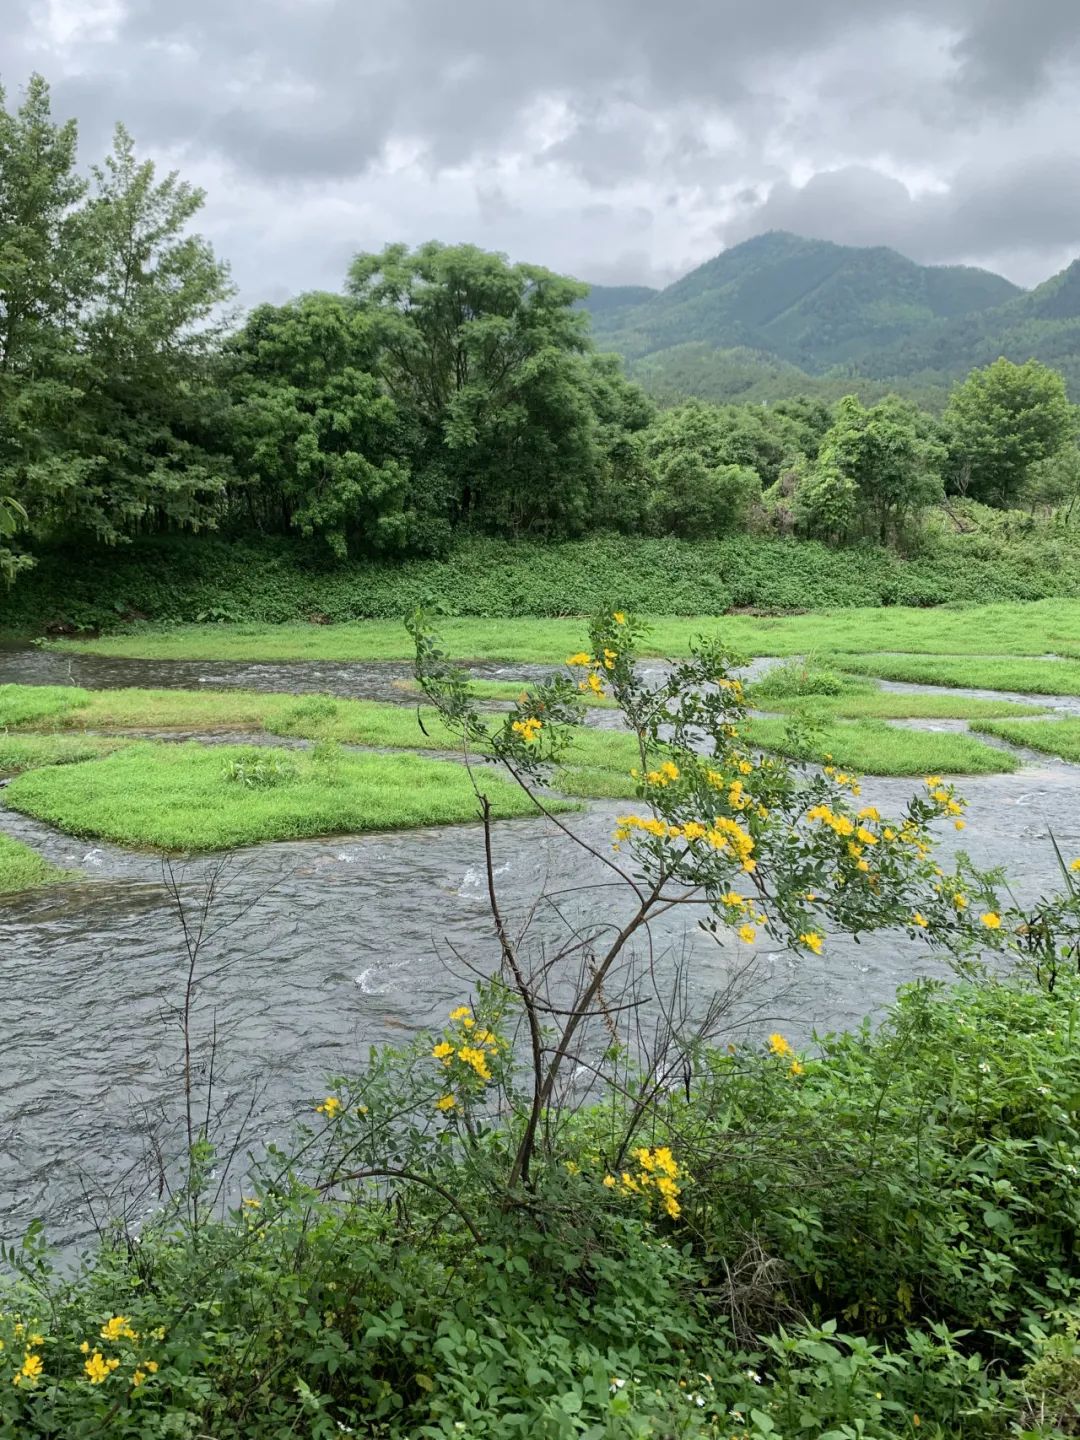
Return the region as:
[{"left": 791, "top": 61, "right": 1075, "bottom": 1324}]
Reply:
[
  {"left": 743, "top": 715, "right": 1018, "bottom": 776},
  {"left": 10, "top": 531, "right": 1080, "bottom": 636},
  {"left": 973, "top": 716, "right": 1080, "bottom": 763},
  {"left": 0, "top": 833, "right": 71, "bottom": 894},
  {"left": 838, "top": 654, "right": 1080, "bottom": 695},
  {"left": 41, "top": 595, "right": 1080, "bottom": 664},
  {"left": 3, "top": 742, "right": 575, "bottom": 851}
]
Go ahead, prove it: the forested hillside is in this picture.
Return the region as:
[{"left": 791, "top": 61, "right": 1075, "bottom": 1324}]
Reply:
[{"left": 584, "top": 232, "right": 1080, "bottom": 404}]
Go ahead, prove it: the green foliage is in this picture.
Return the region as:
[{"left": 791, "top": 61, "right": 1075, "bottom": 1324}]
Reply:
[
  {"left": 347, "top": 241, "right": 624, "bottom": 539},
  {"left": 943, "top": 358, "right": 1077, "bottom": 505},
  {"left": 224, "top": 292, "right": 413, "bottom": 557},
  {"left": 0, "top": 78, "right": 232, "bottom": 575},
  {"left": 220, "top": 751, "right": 298, "bottom": 789},
  {"left": 797, "top": 395, "right": 945, "bottom": 544},
  {"left": 750, "top": 660, "right": 870, "bottom": 700}
]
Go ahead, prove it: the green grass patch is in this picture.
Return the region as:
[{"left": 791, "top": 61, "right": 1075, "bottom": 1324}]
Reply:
[
  {"left": 0, "top": 683, "right": 89, "bottom": 728},
  {"left": 741, "top": 715, "right": 1018, "bottom": 776},
  {"left": 0, "top": 833, "right": 72, "bottom": 894},
  {"left": 837, "top": 654, "right": 1080, "bottom": 696},
  {"left": 756, "top": 691, "right": 1049, "bottom": 721},
  {"left": 971, "top": 717, "right": 1080, "bottom": 763},
  {"left": 3, "top": 742, "right": 576, "bottom": 852},
  {"left": 0, "top": 733, "right": 127, "bottom": 775},
  {"left": 43, "top": 597, "right": 1080, "bottom": 664}
]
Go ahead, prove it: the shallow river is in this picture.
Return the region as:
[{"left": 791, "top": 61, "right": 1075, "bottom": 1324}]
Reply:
[{"left": 2, "top": 648, "right": 1079, "bottom": 1249}]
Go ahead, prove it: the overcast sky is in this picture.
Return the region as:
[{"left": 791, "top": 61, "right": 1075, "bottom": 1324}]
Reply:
[{"left": 7, "top": 0, "right": 1080, "bottom": 306}]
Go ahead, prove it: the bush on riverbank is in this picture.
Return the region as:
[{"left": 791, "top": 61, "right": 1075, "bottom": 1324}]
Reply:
[
  {"left": 8, "top": 527, "right": 1080, "bottom": 634},
  {"left": 4, "top": 974, "right": 1080, "bottom": 1437}
]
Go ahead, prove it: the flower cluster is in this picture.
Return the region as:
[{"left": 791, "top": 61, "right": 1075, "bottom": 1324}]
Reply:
[
  {"left": 511, "top": 716, "right": 542, "bottom": 745},
  {"left": 431, "top": 1004, "right": 504, "bottom": 1111},
  {"left": 603, "top": 1145, "right": 684, "bottom": 1219},
  {"left": 78, "top": 1317, "right": 163, "bottom": 1390},
  {"left": 768, "top": 1032, "right": 805, "bottom": 1077},
  {"left": 4, "top": 1319, "right": 45, "bottom": 1389}
]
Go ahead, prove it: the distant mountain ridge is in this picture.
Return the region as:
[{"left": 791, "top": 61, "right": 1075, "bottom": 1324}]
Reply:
[{"left": 581, "top": 232, "right": 1080, "bottom": 402}]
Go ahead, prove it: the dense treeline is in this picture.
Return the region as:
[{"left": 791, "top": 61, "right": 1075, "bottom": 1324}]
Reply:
[{"left": 2, "top": 76, "right": 1079, "bottom": 588}]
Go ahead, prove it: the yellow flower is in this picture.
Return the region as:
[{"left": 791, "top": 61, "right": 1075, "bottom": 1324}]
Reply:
[
  {"left": 857, "top": 806, "right": 881, "bottom": 823},
  {"left": 789, "top": 1060, "right": 805, "bottom": 1077},
  {"left": 511, "top": 716, "right": 542, "bottom": 744},
  {"left": 768, "top": 1033, "right": 793, "bottom": 1058},
  {"left": 583, "top": 672, "right": 605, "bottom": 696},
  {"left": 738, "top": 759, "right": 753, "bottom": 775},
  {"left": 18, "top": 1352, "right": 42, "bottom": 1384},
  {"left": 564, "top": 1160, "right": 580, "bottom": 1175},
  {"left": 798, "top": 931, "right": 824, "bottom": 955},
  {"left": 981, "top": 912, "right": 1002, "bottom": 929},
  {"left": 100, "top": 1315, "right": 137, "bottom": 1342},
  {"left": 659, "top": 760, "right": 680, "bottom": 782},
  {"left": 925, "top": 776, "right": 942, "bottom": 788},
  {"left": 132, "top": 1369, "right": 145, "bottom": 1387},
  {"left": 954, "top": 819, "right": 966, "bottom": 831},
  {"left": 458, "top": 1045, "right": 492, "bottom": 1081},
  {"left": 315, "top": 1096, "right": 341, "bottom": 1119},
  {"left": 432, "top": 1041, "right": 454, "bottom": 1061},
  {"left": 435, "top": 1094, "right": 456, "bottom": 1111},
  {"left": 79, "top": 1341, "right": 90, "bottom": 1354},
  {"left": 613, "top": 611, "right": 626, "bottom": 624},
  {"left": 146, "top": 1361, "right": 159, "bottom": 1374},
  {"left": 449, "top": 1005, "right": 471, "bottom": 1021},
  {"left": 682, "top": 821, "right": 706, "bottom": 841},
  {"left": 912, "top": 912, "right": 929, "bottom": 928},
  {"left": 566, "top": 652, "right": 591, "bottom": 666},
  {"left": 1071, "top": 859, "right": 1080, "bottom": 872},
  {"left": 242, "top": 1196, "right": 261, "bottom": 1209},
  {"left": 602, "top": 1174, "right": 616, "bottom": 1188},
  {"left": 737, "top": 923, "right": 757, "bottom": 944},
  {"left": 953, "top": 893, "right": 968, "bottom": 910},
  {"left": 720, "top": 891, "right": 745, "bottom": 908},
  {"left": 84, "top": 1350, "right": 111, "bottom": 1384}
]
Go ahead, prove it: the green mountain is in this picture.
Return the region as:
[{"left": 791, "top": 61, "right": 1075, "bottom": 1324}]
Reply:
[
  {"left": 581, "top": 232, "right": 1080, "bottom": 404},
  {"left": 584, "top": 232, "right": 1021, "bottom": 373}
]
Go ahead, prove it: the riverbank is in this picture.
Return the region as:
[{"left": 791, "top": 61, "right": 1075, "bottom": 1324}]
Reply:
[{"left": 7, "top": 529, "right": 1080, "bottom": 636}]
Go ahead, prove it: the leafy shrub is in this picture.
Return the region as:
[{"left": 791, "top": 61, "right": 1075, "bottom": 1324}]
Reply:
[
  {"left": 751, "top": 658, "right": 868, "bottom": 700},
  {"left": 221, "top": 751, "right": 298, "bottom": 789}
]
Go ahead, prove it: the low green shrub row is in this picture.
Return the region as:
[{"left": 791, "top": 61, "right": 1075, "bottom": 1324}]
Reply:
[{"left": 8, "top": 528, "right": 1080, "bottom": 633}]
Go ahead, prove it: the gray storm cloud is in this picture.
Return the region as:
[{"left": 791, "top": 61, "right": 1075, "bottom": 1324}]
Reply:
[{"left": 3, "top": 0, "right": 1079, "bottom": 300}]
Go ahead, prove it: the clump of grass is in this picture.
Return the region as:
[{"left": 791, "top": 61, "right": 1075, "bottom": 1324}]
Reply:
[
  {"left": 394, "top": 676, "right": 616, "bottom": 708},
  {"left": 741, "top": 715, "right": 1018, "bottom": 776},
  {"left": 3, "top": 742, "right": 577, "bottom": 852},
  {"left": 0, "top": 833, "right": 72, "bottom": 895},
  {"left": 972, "top": 717, "right": 1080, "bottom": 763},
  {"left": 837, "top": 655, "right": 1080, "bottom": 697},
  {"left": 750, "top": 659, "right": 869, "bottom": 701}
]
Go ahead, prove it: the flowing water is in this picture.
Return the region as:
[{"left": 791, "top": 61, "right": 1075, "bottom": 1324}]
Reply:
[{"left": 2, "top": 647, "right": 1079, "bottom": 1249}]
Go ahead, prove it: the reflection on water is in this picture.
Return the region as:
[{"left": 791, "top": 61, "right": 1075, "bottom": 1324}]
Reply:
[{"left": 2, "top": 648, "right": 1080, "bottom": 1248}]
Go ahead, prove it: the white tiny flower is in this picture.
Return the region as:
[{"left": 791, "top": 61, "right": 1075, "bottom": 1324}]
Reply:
[
  {"left": 694, "top": 1393, "right": 706, "bottom": 1407},
  {"left": 978, "top": 1061, "right": 991, "bottom": 1074},
  {"left": 610, "top": 1377, "right": 625, "bottom": 1393},
  {"left": 746, "top": 1369, "right": 762, "bottom": 1383},
  {"left": 1038, "top": 1086, "right": 1051, "bottom": 1096}
]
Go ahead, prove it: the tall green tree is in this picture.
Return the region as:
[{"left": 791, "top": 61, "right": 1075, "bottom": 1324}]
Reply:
[
  {"left": 225, "top": 293, "right": 412, "bottom": 557},
  {"left": 797, "top": 395, "right": 943, "bottom": 545},
  {"left": 347, "top": 242, "right": 600, "bottom": 536},
  {"left": 943, "top": 358, "right": 1076, "bottom": 507},
  {"left": 639, "top": 401, "right": 762, "bottom": 538},
  {"left": 0, "top": 74, "right": 90, "bottom": 578},
  {"left": 70, "top": 123, "right": 234, "bottom": 540}
]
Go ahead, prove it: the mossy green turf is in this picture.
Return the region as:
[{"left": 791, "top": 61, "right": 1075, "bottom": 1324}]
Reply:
[
  {"left": 837, "top": 654, "right": 1080, "bottom": 696},
  {"left": 0, "top": 833, "right": 71, "bottom": 894},
  {"left": 972, "top": 717, "right": 1080, "bottom": 763},
  {"left": 2, "top": 743, "right": 576, "bottom": 852},
  {"left": 42, "top": 597, "right": 1080, "bottom": 663},
  {"left": 742, "top": 716, "right": 1017, "bottom": 776}
]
